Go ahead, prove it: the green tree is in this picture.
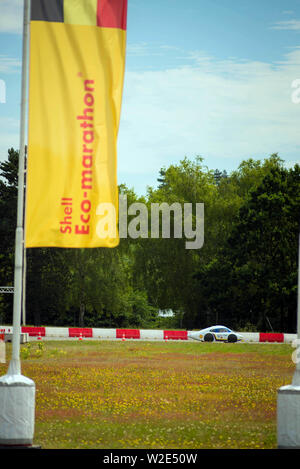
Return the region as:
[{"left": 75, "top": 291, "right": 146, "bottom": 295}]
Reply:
[
  {"left": 223, "top": 164, "right": 300, "bottom": 332},
  {"left": 0, "top": 149, "right": 19, "bottom": 322},
  {"left": 131, "top": 157, "right": 219, "bottom": 328},
  {"left": 192, "top": 154, "right": 288, "bottom": 330}
]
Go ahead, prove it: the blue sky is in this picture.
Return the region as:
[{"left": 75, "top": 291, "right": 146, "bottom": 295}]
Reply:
[{"left": 0, "top": 0, "right": 300, "bottom": 195}]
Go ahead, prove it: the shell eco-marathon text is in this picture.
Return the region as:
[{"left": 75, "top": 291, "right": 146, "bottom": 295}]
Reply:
[{"left": 102, "top": 452, "right": 198, "bottom": 466}]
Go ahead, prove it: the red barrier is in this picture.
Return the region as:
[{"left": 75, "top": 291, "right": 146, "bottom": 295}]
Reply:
[
  {"left": 116, "top": 329, "right": 140, "bottom": 339},
  {"left": 21, "top": 326, "right": 46, "bottom": 337},
  {"left": 69, "top": 328, "right": 93, "bottom": 338},
  {"left": 164, "top": 330, "right": 188, "bottom": 340},
  {"left": 259, "top": 332, "right": 284, "bottom": 343}
]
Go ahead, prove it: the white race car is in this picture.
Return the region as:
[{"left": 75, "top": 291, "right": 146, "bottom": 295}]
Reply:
[{"left": 188, "top": 325, "right": 244, "bottom": 343}]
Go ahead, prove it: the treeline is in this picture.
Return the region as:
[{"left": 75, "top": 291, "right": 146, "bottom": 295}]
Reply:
[{"left": 0, "top": 148, "right": 299, "bottom": 332}]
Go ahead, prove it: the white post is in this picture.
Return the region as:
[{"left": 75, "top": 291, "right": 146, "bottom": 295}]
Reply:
[
  {"left": 0, "top": 0, "right": 36, "bottom": 447},
  {"left": 8, "top": 0, "right": 30, "bottom": 374},
  {"left": 292, "top": 228, "right": 300, "bottom": 385},
  {"left": 277, "top": 225, "right": 300, "bottom": 448}
]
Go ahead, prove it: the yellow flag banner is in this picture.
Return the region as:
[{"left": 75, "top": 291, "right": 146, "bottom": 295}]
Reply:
[{"left": 25, "top": 0, "right": 127, "bottom": 248}]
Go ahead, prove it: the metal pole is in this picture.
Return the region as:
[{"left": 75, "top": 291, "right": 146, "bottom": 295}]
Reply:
[
  {"left": 297, "top": 228, "right": 300, "bottom": 339},
  {"left": 292, "top": 226, "right": 300, "bottom": 385},
  {"left": 22, "top": 146, "right": 28, "bottom": 326},
  {"left": 277, "top": 225, "right": 300, "bottom": 449},
  {"left": 22, "top": 246, "right": 26, "bottom": 325},
  {"left": 0, "top": 1, "right": 35, "bottom": 448},
  {"left": 7, "top": 0, "right": 30, "bottom": 376}
]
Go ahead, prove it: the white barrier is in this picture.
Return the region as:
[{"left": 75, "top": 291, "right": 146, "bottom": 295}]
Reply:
[
  {"left": 93, "top": 328, "right": 117, "bottom": 339},
  {"left": 239, "top": 332, "right": 260, "bottom": 343},
  {"left": 140, "top": 329, "right": 164, "bottom": 340},
  {"left": 282, "top": 334, "right": 297, "bottom": 344},
  {"left": 45, "top": 327, "right": 68, "bottom": 338}
]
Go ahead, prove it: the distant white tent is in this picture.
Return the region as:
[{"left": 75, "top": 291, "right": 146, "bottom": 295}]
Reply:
[{"left": 158, "top": 309, "right": 174, "bottom": 318}]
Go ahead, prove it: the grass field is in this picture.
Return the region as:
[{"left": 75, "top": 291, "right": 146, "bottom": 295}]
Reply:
[{"left": 0, "top": 339, "right": 295, "bottom": 449}]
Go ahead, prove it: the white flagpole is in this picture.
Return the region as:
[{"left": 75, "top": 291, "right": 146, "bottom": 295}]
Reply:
[
  {"left": 277, "top": 223, "right": 300, "bottom": 448},
  {"left": 8, "top": 0, "right": 30, "bottom": 375},
  {"left": 0, "top": 0, "right": 36, "bottom": 447},
  {"left": 292, "top": 226, "right": 300, "bottom": 385}
]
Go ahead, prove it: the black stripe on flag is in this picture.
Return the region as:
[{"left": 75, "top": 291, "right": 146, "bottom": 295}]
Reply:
[{"left": 31, "top": 0, "right": 64, "bottom": 22}]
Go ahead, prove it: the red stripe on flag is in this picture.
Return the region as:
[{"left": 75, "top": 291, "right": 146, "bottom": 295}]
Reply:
[{"left": 97, "top": 0, "right": 127, "bottom": 30}]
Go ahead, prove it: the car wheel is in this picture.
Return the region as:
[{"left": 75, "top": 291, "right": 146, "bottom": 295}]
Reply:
[
  {"left": 228, "top": 334, "right": 237, "bottom": 343},
  {"left": 204, "top": 333, "right": 214, "bottom": 342}
]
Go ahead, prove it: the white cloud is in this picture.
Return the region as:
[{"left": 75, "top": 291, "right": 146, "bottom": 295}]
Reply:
[
  {"left": 127, "top": 43, "right": 153, "bottom": 57},
  {"left": 271, "top": 20, "right": 300, "bottom": 31},
  {"left": 285, "top": 160, "right": 300, "bottom": 168},
  {"left": 0, "top": 117, "right": 19, "bottom": 161},
  {"left": 118, "top": 47, "right": 300, "bottom": 192},
  {"left": 126, "top": 43, "right": 185, "bottom": 63},
  {"left": 0, "top": 0, "right": 23, "bottom": 34},
  {"left": 0, "top": 55, "right": 21, "bottom": 73}
]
